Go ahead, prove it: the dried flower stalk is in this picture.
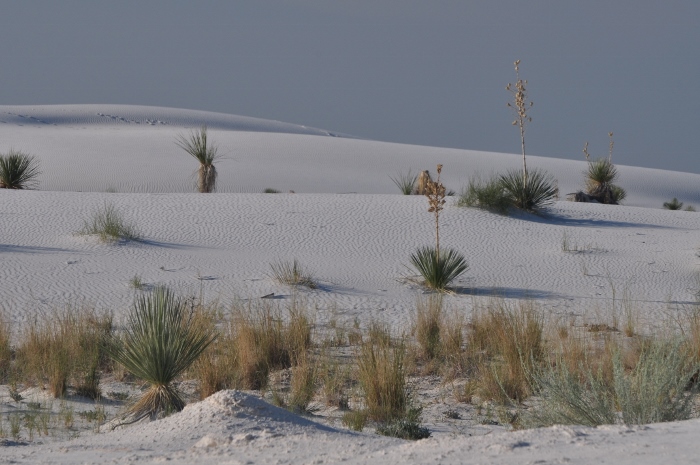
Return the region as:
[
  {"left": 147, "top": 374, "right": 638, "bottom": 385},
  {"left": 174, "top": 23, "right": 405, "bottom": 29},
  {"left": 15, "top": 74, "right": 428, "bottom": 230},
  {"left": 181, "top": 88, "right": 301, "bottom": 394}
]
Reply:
[
  {"left": 506, "top": 60, "right": 533, "bottom": 184},
  {"left": 424, "top": 164, "right": 447, "bottom": 261}
]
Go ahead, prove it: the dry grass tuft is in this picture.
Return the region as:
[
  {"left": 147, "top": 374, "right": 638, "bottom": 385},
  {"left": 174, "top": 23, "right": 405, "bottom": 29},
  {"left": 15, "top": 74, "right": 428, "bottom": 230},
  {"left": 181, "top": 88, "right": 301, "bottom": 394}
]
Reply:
[
  {"left": 16, "top": 306, "right": 112, "bottom": 398},
  {"left": 196, "top": 299, "right": 314, "bottom": 393},
  {"left": 467, "top": 300, "right": 545, "bottom": 403},
  {"left": 270, "top": 259, "right": 317, "bottom": 289},
  {"left": 357, "top": 334, "right": 408, "bottom": 422}
]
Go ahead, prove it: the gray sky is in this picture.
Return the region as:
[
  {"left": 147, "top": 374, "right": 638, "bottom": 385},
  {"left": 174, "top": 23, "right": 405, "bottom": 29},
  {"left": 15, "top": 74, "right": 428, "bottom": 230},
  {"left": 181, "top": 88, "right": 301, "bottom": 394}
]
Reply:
[{"left": 1, "top": 0, "right": 698, "bottom": 174}]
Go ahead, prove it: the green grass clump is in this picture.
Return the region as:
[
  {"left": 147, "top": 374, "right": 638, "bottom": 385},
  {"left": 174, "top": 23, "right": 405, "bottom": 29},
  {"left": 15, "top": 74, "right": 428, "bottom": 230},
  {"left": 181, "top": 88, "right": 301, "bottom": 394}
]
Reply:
[
  {"left": 108, "top": 287, "right": 216, "bottom": 421},
  {"left": 81, "top": 203, "right": 141, "bottom": 243},
  {"left": 0, "top": 149, "right": 40, "bottom": 189},
  {"left": 410, "top": 246, "right": 468, "bottom": 291},
  {"left": 390, "top": 170, "right": 419, "bottom": 195},
  {"left": 376, "top": 408, "right": 431, "bottom": 440},
  {"left": 457, "top": 175, "right": 510, "bottom": 213},
  {"left": 499, "top": 168, "right": 558, "bottom": 213}
]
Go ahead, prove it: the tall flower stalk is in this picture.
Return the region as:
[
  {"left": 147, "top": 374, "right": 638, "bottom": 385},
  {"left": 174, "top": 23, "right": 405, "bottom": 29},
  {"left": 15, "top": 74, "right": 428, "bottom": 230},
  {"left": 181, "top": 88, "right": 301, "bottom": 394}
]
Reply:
[
  {"left": 506, "top": 60, "right": 533, "bottom": 185},
  {"left": 425, "top": 164, "right": 447, "bottom": 262}
]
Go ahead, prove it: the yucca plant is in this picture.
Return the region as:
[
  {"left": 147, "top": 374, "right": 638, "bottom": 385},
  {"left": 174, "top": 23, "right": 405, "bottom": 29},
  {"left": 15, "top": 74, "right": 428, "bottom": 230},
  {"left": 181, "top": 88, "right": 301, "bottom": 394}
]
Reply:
[
  {"left": 663, "top": 198, "right": 684, "bottom": 210},
  {"left": 499, "top": 168, "right": 558, "bottom": 213},
  {"left": 410, "top": 247, "right": 468, "bottom": 291},
  {"left": 579, "top": 134, "right": 626, "bottom": 204},
  {"left": 108, "top": 287, "right": 216, "bottom": 422},
  {"left": 410, "top": 164, "right": 468, "bottom": 290},
  {"left": 390, "top": 170, "right": 418, "bottom": 195},
  {"left": 175, "top": 125, "right": 220, "bottom": 193},
  {"left": 0, "top": 149, "right": 40, "bottom": 189}
]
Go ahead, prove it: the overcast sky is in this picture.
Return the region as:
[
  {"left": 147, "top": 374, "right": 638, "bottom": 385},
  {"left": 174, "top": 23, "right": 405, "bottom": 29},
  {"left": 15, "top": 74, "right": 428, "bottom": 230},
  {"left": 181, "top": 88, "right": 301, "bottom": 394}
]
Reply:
[{"left": 1, "top": 1, "right": 698, "bottom": 174}]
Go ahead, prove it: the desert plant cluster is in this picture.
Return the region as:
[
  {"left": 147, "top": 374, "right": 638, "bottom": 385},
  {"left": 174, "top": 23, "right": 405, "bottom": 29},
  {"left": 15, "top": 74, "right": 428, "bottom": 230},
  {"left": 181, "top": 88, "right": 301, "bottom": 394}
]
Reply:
[{"left": 3, "top": 288, "right": 700, "bottom": 442}]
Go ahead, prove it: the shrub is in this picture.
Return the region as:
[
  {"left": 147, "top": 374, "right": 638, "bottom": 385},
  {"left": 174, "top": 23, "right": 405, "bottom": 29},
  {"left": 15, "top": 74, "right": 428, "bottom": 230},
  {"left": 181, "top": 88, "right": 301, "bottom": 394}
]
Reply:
[
  {"left": 81, "top": 203, "right": 141, "bottom": 243},
  {"left": 108, "top": 287, "right": 216, "bottom": 421},
  {"left": 175, "top": 125, "right": 220, "bottom": 193},
  {"left": 263, "top": 188, "right": 281, "bottom": 193},
  {"left": 457, "top": 175, "right": 510, "bottom": 213},
  {"left": 614, "top": 339, "right": 697, "bottom": 424},
  {"left": 270, "top": 259, "right": 317, "bottom": 289},
  {"left": 410, "top": 246, "right": 468, "bottom": 291},
  {"left": 0, "top": 149, "right": 40, "bottom": 189},
  {"left": 499, "top": 168, "right": 558, "bottom": 213},
  {"left": 524, "top": 339, "right": 697, "bottom": 427},
  {"left": 390, "top": 170, "right": 418, "bottom": 195}
]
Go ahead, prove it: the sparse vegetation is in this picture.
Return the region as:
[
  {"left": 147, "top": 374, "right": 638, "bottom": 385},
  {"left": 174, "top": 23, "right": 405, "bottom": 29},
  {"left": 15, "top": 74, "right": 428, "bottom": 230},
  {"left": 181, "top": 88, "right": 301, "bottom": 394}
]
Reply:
[
  {"left": 108, "top": 287, "right": 216, "bottom": 422},
  {"left": 410, "top": 164, "right": 468, "bottom": 290},
  {"left": 81, "top": 203, "right": 141, "bottom": 243},
  {"left": 524, "top": 338, "right": 698, "bottom": 427},
  {"left": 663, "top": 198, "right": 694, "bottom": 211},
  {"left": 375, "top": 408, "right": 431, "bottom": 440},
  {"left": 129, "top": 275, "right": 145, "bottom": 290},
  {"left": 357, "top": 334, "right": 409, "bottom": 423},
  {"left": 457, "top": 175, "right": 510, "bottom": 213},
  {"left": 390, "top": 170, "right": 418, "bottom": 195},
  {"left": 0, "top": 149, "right": 40, "bottom": 189},
  {"left": 572, "top": 134, "right": 626, "bottom": 204},
  {"left": 16, "top": 307, "right": 111, "bottom": 398},
  {"left": 468, "top": 300, "right": 545, "bottom": 403},
  {"left": 499, "top": 168, "right": 558, "bottom": 213},
  {"left": 175, "top": 125, "right": 220, "bottom": 193},
  {"left": 270, "top": 259, "right": 317, "bottom": 289}
]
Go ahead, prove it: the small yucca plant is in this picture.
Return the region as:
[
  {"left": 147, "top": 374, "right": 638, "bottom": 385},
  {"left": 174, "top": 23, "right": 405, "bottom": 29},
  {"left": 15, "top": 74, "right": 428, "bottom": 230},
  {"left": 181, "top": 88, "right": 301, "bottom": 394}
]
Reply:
[
  {"left": 175, "top": 126, "right": 220, "bottom": 193},
  {"left": 410, "top": 247, "right": 468, "bottom": 291},
  {"left": 108, "top": 287, "right": 216, "bottom": 422},
  {"left": 499, "top": 168, "right": 558, "bottom": 213},
  {"left": 0, "top": 149, "right": 40, "bottom": 189},
  {"left": 663, "top": 198, "right": 684, "bottom": 210},
  {"left": 410, "top": 165, "right": 468, "bottom": 290},
  {"left": 581, "top": 134, "right": 626, "bottom": 204}
]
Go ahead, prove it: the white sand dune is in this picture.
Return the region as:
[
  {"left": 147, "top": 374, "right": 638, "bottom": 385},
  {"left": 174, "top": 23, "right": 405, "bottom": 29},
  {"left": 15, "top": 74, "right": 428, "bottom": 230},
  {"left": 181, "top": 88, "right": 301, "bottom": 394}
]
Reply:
[{"left": 1, "top": 105, "right": 699, "bottom": 463}]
